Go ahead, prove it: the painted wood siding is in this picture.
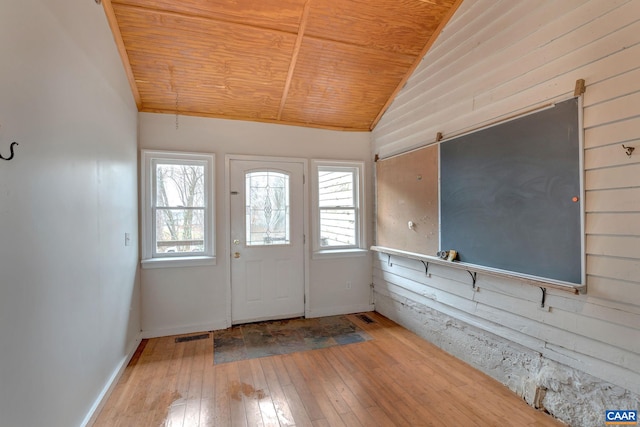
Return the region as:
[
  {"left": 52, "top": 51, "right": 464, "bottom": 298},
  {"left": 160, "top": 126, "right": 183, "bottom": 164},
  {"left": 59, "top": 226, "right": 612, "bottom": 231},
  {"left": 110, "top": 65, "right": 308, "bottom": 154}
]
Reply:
[{"left": 372, "top": 0, "right": 640, "bottom": 395}]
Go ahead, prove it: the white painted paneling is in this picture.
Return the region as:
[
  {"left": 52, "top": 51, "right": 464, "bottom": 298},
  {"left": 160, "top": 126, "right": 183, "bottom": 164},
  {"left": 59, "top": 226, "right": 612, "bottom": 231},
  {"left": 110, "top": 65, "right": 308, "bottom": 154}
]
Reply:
[
  {"left": 139, "top": 113, "right": 373, "bottom": 336},
  {"left": 587, "top": 235, "right": 640, "bottom": 258},
  {"left": 586, "top": 163, "right": 640, "bottom": 190},
  {"left": 586, "top": 213, "right": 640, "bottom": 236},
  {"left": 587, "top": 276, "right": 640, "bottom": 306},
  {"left": 0, "top": 1, "right": 140, "bottom": 426},
  {"left": 586, "top": 188, "right": 640, "bottom": 212},
  {"left": 584, "top": 116, "right": 640, "bottom": 149},
  {"left": 372, "top": 1, "right": 640, "bottom": 424}
]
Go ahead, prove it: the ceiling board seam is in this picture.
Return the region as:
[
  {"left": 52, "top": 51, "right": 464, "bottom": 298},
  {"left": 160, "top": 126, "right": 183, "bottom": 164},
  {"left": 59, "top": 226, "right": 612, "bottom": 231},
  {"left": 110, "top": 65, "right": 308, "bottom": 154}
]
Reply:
[
  {"left": 111, "top": 2, "right": 300, "bottom": 37},
  {"left": 102, "top": 0, "right": 142, "bottom": 110},
  {"left": 370, "top": 0, "right": 465, "bottom": 131},
  {"left": 278, "top": 0, "right": 312, "bottom": 120}
]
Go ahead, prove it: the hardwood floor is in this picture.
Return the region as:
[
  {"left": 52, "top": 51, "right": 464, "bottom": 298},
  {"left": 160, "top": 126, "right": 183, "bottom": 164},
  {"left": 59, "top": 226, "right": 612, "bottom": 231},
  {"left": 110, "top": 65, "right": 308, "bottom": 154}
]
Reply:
[{"left": 93, "top": 312, "right": 564, "bottom": 426}]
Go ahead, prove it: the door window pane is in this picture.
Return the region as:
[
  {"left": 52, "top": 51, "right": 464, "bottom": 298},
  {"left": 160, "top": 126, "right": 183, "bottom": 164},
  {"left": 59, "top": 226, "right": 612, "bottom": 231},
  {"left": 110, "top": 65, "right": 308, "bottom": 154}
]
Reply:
[{"left": 245, "top": 170, "right": 290, "bottom": 246}]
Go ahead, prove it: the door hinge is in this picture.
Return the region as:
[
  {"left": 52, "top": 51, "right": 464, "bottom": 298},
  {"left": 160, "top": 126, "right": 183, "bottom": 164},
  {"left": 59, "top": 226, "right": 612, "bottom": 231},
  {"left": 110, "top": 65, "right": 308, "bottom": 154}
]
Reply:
[
  {"left": 303, "top": 174, "right": 305, "bottom": 184},
  {"left": 303, "top": 234, "right": 306, "bottom": 244}
]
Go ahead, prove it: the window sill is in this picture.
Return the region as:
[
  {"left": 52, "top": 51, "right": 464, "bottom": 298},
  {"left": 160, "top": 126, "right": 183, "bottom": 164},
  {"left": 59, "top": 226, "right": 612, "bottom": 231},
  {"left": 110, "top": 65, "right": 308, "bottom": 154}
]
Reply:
[
  {"left": 312, "top": 248, "right": 369, "bottom": 260},
  {"left": 141, "top": 256, "right": 217, "bottom": 269}
]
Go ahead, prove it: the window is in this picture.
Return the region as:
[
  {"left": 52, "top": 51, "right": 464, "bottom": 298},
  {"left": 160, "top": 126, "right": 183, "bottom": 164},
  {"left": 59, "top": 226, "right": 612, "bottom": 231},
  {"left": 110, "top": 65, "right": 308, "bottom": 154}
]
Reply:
[
  {"left": 312, "top": 160, "right": 366, "bottom": 257},
  {"left": 245, "top": 170, "right": 291, "bottom": 246},
  {"left": 141, "top": 150, "right": 215, "bottom": 268}
]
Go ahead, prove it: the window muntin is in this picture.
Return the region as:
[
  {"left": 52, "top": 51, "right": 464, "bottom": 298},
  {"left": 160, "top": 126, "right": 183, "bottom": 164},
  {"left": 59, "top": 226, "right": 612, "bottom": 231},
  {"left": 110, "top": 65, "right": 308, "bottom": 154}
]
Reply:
[
  {"left": 245, "top": 170, "right": 291, "bottom": 246},
  {"left": 316, "top": 164, "right": 361, "bottom": 250}
]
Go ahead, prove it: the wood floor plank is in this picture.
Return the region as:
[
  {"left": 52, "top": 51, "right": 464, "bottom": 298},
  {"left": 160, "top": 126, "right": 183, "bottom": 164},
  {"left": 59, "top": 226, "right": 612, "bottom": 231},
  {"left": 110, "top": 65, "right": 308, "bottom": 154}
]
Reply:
[
  {"left": 213, "top": 363, "right": 232, "bottom": 426},
  {"left": 259, "top": 358, "right": 297, "bottom": 426},
  {"left": 236, "top": 359, "right": 264, "bottom": 427},
  {"left": 323, "top": 347, "right": 377, "bottom": 409},
  {"left": 92, "top": 312, "right": 564, "bottom": 427},
  {"left": 281, "top": 383, "right": 315, "bottom": 427},
  {"left": 281, "top": 354, "right": 325, "bottom": 421},
  {"left": 249, "top": 358, "right": 280, "bottom": 427},
  {"left": 291, "top": 351, "right": 348, "bottom": 426},
  {"left": 227, "top": 362, "right": 249, "bottom": 427}
]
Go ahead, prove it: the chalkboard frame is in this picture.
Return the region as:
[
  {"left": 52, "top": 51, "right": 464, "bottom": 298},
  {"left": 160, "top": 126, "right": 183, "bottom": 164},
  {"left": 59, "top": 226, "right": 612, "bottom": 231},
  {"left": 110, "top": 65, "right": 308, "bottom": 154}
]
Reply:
[{"left": 438, "top": 97, "right": 585, "bottom": 287}]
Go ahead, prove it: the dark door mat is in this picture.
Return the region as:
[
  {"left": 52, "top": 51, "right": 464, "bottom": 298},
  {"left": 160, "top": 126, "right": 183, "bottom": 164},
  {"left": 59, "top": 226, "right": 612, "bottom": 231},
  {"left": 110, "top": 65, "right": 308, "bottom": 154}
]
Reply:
[{"left": 213, "top": 315, "right": 372, "bottom": 364}]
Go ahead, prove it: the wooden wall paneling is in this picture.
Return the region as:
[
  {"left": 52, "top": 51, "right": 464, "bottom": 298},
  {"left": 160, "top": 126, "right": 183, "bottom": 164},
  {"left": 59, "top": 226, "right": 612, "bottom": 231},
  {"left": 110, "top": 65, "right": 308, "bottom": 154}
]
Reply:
[
  {"left": 591, "top": 242, "right": 636, "bottom": 279},
  {"left": 471, "top": 1, "right": 640, "bottom": 111},
  {"left": 381, "top": 0, "right": 534, "bottom": 125},
  {"left": 586, "top": 255, "right": 640, "bottom": 283},
  {"left": 371, "top": 1, "right": 640, "bottom": 415},
  {"left": 369, "top": 0, "right": 464, "bottom": 129},
  {"left": 374, "top": 0, "right": 587, "bottom": 138},
  {"left": 587, "top": 276, "right": 640, "bottom": 306},
  {"left": 373, "top": 3, "right": 639, "bottom": 153},
  {"left": 586, "top": 66, "right": 640, "bottom": 106},
  {"left": 585, "top": 188, "right": 640, "bottom": 212},
  {"left": 586, "top": 164, "right": 640, "bottom": 190},
  {"left": 586, "top": 213, "right": 640, "bottom": 236},
  {"left": 584, "top": 116, "right": 640, "bottom": 149},
  {"left": 373, "top": 263, "right": 476, "bottom": 305},
  {"left": 584, "top": 143, "right": 639, "bottom": 170},
  {"left": 372, "top": 270, "right": 549, "bottom": 354},
  {"left": 375, "top": 145, "right": 439, "bottom": 255},
  {"left": 375, "top": 262, "right": 640, "bottom": 381},
  {"left": 584, "top": 91, "right": 640, "bottom": 128}
]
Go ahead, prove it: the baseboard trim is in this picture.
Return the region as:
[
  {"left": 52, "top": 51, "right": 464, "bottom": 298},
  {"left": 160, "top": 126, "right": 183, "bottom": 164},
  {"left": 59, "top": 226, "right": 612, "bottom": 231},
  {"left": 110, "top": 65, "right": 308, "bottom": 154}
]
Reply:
[
  {"left": 81, "top": 333, "right": 143, "bottom": 427},
  {"left": 141, "top": 320, "right": 228, "bottom": 339},
  {"left": 306, "top": 303, "right": 375, "bottom": 319}
]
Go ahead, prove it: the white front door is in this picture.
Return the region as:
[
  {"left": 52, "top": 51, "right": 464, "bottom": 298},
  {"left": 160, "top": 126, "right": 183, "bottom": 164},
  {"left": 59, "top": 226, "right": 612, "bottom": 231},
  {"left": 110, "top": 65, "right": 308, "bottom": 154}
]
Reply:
[{"left": 229, "top": 159, "right": 305, "bottom": 324}]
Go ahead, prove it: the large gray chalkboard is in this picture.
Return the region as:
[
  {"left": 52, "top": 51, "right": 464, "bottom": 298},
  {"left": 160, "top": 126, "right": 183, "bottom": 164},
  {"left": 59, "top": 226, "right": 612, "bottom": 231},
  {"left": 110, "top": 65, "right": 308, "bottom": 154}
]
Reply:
[{"left": 440, "top": 98, "right": 582, "bottom": 284}]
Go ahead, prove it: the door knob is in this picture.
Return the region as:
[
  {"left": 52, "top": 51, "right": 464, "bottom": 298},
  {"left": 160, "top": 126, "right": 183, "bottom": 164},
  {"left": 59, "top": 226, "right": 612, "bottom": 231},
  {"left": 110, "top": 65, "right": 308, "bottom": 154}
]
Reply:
[
  {"left": 233, "top": 239, "right": 240, "bottom": 245},
  {"left": 234, "top": 252, "right": 240, "bottom": 258}
]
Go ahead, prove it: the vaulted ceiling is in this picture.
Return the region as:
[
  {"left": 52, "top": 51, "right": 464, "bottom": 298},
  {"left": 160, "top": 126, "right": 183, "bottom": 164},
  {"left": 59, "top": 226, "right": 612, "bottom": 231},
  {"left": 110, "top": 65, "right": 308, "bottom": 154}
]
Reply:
[{"left": 102, "top": 0, "right": 461, "bottom": 131}]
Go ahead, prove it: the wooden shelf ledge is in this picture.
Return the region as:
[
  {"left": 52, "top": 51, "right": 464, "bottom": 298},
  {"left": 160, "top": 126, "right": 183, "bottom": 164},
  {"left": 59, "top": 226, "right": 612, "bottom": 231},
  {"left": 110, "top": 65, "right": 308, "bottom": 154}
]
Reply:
[{"left": 371, "top": 246, "right": 586, "bottom": 295}]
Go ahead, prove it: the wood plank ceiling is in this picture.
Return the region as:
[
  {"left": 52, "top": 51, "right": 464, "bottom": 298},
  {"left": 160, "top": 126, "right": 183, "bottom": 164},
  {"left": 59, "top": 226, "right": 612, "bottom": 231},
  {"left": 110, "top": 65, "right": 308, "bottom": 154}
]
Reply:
[{"left": 103, "top": 0, "right": 461, "bottom": 131}]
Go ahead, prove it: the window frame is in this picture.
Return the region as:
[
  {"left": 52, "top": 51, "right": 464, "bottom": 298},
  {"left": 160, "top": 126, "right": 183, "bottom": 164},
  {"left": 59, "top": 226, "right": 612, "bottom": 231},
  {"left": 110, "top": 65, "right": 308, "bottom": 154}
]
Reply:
[
  {"left": 140, "top": 150, "right": 216, "bottom": 268},
  {"left": 311, "top": 159, "right": 367, "bottom": 258}
]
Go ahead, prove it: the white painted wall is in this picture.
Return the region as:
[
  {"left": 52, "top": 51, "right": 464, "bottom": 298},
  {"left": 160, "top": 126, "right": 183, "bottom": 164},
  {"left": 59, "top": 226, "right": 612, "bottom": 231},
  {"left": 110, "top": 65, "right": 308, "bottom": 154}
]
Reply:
[
  {"left": 372, "top": 1, "right": 640, "bottom": 425},
  {"left": 139, "top": 113, "right": 373, "bottom": 337},
  {"left": 0, "top": 1, "right": 140, "bottom": 426}
]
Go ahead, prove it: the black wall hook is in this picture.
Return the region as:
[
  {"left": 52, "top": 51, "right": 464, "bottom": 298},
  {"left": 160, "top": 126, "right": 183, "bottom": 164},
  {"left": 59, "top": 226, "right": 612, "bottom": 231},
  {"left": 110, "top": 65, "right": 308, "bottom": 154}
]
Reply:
[
  {"left": 0, "top": 142, "right": 18, "bottom": 161},
  {"left": 622, "top": 144, "right": 635, "bottom": 157}
]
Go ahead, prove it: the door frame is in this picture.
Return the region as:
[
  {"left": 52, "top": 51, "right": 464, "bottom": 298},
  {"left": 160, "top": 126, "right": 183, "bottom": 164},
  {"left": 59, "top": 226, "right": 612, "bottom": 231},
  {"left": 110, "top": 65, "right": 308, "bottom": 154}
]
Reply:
[{"left": 224, "top": 154, "right": 310, "bottom": 327}]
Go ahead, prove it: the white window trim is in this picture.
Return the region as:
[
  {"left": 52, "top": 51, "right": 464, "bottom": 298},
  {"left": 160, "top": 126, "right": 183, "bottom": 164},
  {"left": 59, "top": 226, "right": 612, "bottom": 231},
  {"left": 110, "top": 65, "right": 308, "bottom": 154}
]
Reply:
[
  {"left": 311, "top": 159, "right": 367, "bottom": 259},
  {"left": 140, "top": 150, "right": 216, "bottom": 269}
]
